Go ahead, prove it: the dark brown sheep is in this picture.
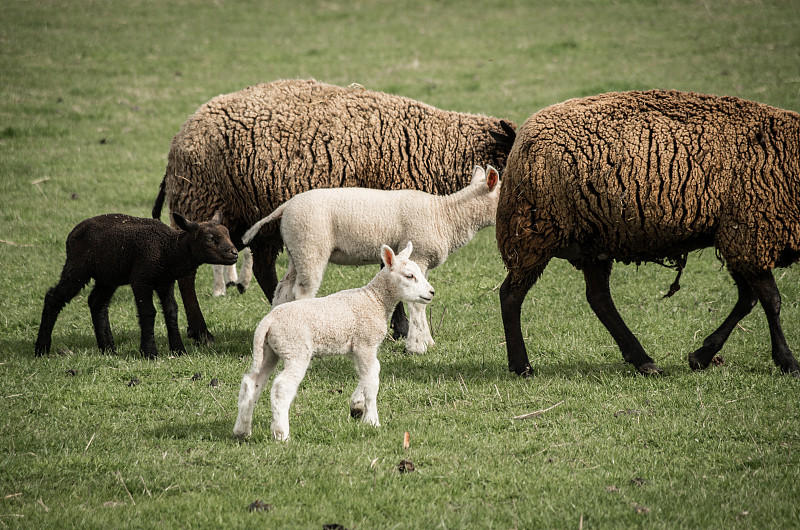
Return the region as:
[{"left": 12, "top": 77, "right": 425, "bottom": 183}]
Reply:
[
  {"left": 496, "top": 90, "right": 800, "bottom": 376},
  {"left": 35, "top": 212, "right": 238, "bottom": 358},
  {"left": 152, "top": 79, "right": 515, "bottom": 343}
]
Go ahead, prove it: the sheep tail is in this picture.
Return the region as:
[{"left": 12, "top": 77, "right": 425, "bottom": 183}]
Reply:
[
  {"left": 151, "top": 176, "right": 166, "bottom": 219},
  {"left": 250, "top": 316, "right": 271, "bottom": 372},
  {"left": 241, "top": 203, "right": 287, "bottom": 245}
]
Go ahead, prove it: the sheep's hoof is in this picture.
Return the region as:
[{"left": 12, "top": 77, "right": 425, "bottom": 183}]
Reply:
[
  {"left": 509, "top": 362, "right": 533, "bottom": 377},
  {"left": 188, "top": 327, "right": 215, "bottom": 344},
  {"left": 636, "top": 362, "right": 664, "bottom": 376},
  {"left": 236, "top": 283, "right": 247, "bottom": 295}
]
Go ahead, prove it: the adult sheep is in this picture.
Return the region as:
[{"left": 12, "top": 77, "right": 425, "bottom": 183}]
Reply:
[
  {"left": 152, "top": 79, "right": 515, "bottom": 343},
  {"left": 496, "top": 90, "right": 800, "bottom": 377}
]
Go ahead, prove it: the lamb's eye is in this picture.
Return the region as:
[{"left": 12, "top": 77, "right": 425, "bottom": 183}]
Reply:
[{"left": 405, "top": 273, "right": 415, "bottom": 280}]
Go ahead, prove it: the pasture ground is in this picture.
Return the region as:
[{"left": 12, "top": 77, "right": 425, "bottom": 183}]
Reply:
[{"left": 2, "top": 1, "right": 800, "bottom": 527}]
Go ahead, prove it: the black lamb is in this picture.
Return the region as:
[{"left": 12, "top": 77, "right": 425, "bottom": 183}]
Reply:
[{"left": 35, "top": 212, "right": 238, "bottom": 358}]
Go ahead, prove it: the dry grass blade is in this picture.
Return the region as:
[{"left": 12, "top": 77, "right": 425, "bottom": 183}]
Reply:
[{"left": 512, "top": 400, "right": 564, "bottom": 420}]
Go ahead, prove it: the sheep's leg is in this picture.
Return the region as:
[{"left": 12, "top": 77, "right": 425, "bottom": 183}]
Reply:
[
  {"left": 689, "top": 270, "right": 758, "bottom": 370},
  {"left": 132, "top": 283, "right": 159, "bottom": 359},
  {"left": 35, "top": 273, "right": 89, "bottom": 355},
  {"left": 235, "top": 247, "right": 253, "bottom": 293},
  {"left": 270, "top": 353, "right": 312, "bottom": 441},
  {"left": 383, "top": 258, "right": 408, "bottom": 337},
  {"left": 405, "top": 302, "right": 434, "bottom": 354},
  {"left": 88, "top": 282, "right": 117, "bottom": 353},
  {"left": 178, "top": 271, "right": 213, "bottom": 344},
  {"left": 499, "top": 272, "right": 537, "bottom": 376},
  {"left": 234, "top": 344, "right": 280, "bottom": 438},
  {"left": 390, "top": 303, "right": 409, "bottom": 339},
  {"left": 155, "top": 283, "right": 186, "bottom": 354},
  {"left": 581, "top": 260, "right": 662, "bottom": 375},
  {"left": 212, "top": 265, "right": 227, "bottom": 297},
  {"left": 249, "top": 237, "right": 281, "bottom": 304},
  {"left": 351, "top": 351, "right": 381, "bottom": 427},
  {"left": 746, "top": 271, "right": 800, "bottom": 376}
]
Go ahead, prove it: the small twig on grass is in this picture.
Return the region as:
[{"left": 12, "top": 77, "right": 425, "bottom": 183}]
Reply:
[
  {"left": 84, "top": 432, "right": 96, "bottom": 454},
  {"left": 115, "top": 471, "right": 135, "bottom": 506},
  {"left": 36, "top": 499, "right": 50, "bottom": 513},
  {"left": 512, "top": 400, "right": 564, "bottom": 420},
  {"left": 140, "top": 476, "right": 152, "bottom": 497},
  {"left": 0, "top": 239, "right": 34, "bottom": 247}
]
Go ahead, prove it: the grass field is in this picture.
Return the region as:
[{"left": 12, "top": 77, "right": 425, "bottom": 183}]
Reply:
[{"left": 2, "top": 0, "right": 800, "bottom": 528}]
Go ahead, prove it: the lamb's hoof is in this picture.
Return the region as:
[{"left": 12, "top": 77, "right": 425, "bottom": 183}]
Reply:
[
  {"left": 350, "top": 403, "right": 365, "bottom": 419},
  {"left": 636, "top": 362, "right": 663, "bottom": 376},
  {"left": 272, "top": 430, "right": 289, "bottom": 442},
  {"left": 236, "top": 283, "right": 247, "bottom": 294},
  {"left": 233, "top": 429, "right": 251, "bottom": 439},
  {"left": 34, "top": 344, "right": 50, "bottom": 356}
]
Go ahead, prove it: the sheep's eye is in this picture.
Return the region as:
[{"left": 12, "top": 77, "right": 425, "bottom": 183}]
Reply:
[{"left": 405, "top": 273, "right": 415, "bottom": 281}]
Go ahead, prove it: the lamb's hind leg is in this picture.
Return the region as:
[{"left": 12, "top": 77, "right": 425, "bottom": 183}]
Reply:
[
  {"left": 234, "top": 343, "right": 280, "bottom": 438},
  {"left": 35, "top": 272, "right": 89, "bottom": 355},
  {"left": 689, "top": 270, "right": 758, "bottom": 370},
  {"left": 747, "top": 270, "right": 800, "bottom": 376},
  {"left": 88, "top": 283, "right": 117, "bottom": 353},
  {"left": 581, "top": 259, "right": 662, "bottom": 375},
  {"left": 270, "top": 352, "right": 312, "bottom": 441}
]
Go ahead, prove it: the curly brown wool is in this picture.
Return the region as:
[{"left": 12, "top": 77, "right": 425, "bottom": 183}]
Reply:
[
  {"left": 496, "top": 90, "right": 800, "bottom": 377},
  {"left": 152, "top": 79, "right": 515, "bottom": 343}
]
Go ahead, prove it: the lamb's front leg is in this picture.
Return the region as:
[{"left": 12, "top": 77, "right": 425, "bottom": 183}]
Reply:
[
  {"left": 156, "top": 282, "right": 186, "bottom": 354},
  {"left": 352, "top": 350, "right": 381, "bottom": 427},
  {"left": 405, "top": 302, "right": 434, "bottom": 354},
  {"left": 132, "top": 283, "right": 159, "bottom": 358}
]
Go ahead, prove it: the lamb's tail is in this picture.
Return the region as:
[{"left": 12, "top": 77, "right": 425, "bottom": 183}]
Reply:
[
  {"left": 241, "top": 203, "right": 287, "bottom": 245},
  {"left": 250, "top": 315, "right": 272, "bottom": 372},
  {"left": 151, "top": 176, "right": 166, "bottom": 219}
]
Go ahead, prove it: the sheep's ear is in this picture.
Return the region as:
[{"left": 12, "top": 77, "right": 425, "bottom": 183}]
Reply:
[
  {"left": 398, "top": 241, "right": 413, "bottom": 259},
  {"left": 489, "top": 120, "right": 516, "bottom": 151},
  {"left": 471, "top": 165, "right": 486, "bottom": 184},
  {"left": 486, "top": 166, "right": 500, "bottom": 191},
  {"left": 210, "top": 210, "right": 224, "bottom": 225},
  {"left": 172, "top": 212, "right": 197, "bottom": 232},
  {"left": 381, "top": 245, "right": 396, "bottom": 268}
]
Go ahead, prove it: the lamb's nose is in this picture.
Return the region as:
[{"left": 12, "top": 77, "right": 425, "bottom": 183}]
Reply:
[{"left": 429, "top": 289, "right": 435, "bottom": 298}]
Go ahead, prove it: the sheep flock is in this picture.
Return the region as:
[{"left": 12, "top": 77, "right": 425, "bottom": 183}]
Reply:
[{"left": 34, "top": 80, "right": 800, "bottom": 440}]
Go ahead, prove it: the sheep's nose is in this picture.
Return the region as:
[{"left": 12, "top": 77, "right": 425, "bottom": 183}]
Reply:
[{"left": 429, "top": 289, "right": 435, "bottom": 298}]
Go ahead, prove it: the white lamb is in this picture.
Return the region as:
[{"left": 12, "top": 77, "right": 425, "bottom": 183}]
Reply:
[
  {"left": 233, "top": 242, "right": 434, "bottom": 441},
  {"left": 241, "top": 165, "right": 501, "bottom": 354}
]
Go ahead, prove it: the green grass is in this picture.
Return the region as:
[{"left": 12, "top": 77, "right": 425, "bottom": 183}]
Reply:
[{"left": 2, "top": 0, "right": 800, "bottom": 527}]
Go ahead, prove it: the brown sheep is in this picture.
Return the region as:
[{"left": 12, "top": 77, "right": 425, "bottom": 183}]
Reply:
[
  {"left": 152, "top": 79, "right": 515, "bottom": 344},
  {"left": 496, "top": 90, "right": 800, "bottom": 377}
]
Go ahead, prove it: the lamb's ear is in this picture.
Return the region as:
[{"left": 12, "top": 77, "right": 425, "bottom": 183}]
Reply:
[
  {"left": 381, "top": 245, "right": 396, "bottom": 268},
  {"left": 209, "top": 210, "right": 224, "bottom": 225},
  {"left": 471, "top": 165, "right": 486, "bottom": 184},
  {"left": 172, "top": 212, "right": 197, "bottom": 232},
  {"left": 486, "top": 166, "right": 500, "bottom": 191},
  {"left": 398, "top": 241, "right": 413, "bottom": 258}
]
